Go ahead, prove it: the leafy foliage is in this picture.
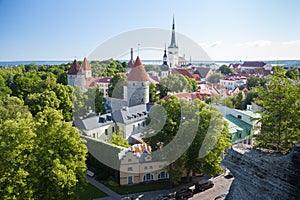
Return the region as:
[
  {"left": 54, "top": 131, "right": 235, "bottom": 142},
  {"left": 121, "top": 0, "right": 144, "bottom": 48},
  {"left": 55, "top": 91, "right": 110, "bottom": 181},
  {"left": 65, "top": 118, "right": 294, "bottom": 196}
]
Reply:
[
  {"left": 0, "top": 97, "right": 87, "bottom": 199},
  {"left": 143, "top": 97, "right": 231, "bottom": 184},
  {"left": 90, "top": 59, "right": 126, "bottom": 77},
  {"left": 208, "top": 73, "right": 224, "bottom": 83},
  {"left": 109, "top": 133, "right": 130, "bottom": 148},
  {"left": 107, "top": 74, "right": 127, "bottom": 99},
  {"left": 254, "top": 66, "right": 300, "bottom": 153},
  {"left": 219, "top": 64, "right": 234, "bottom": 75}
]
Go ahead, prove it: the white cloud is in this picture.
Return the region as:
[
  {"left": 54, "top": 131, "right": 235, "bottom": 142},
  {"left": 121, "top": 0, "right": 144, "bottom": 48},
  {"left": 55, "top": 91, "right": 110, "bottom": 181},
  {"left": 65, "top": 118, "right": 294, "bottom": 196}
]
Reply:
[
  {"left": 199, "top": 41, "right": 222, "bottom": 48},
  {"left": 236, "top": 40, "right": 272, "bottom": 47},
  {"left": 282, "top": 40, "right": 300, "bottom": 45}
]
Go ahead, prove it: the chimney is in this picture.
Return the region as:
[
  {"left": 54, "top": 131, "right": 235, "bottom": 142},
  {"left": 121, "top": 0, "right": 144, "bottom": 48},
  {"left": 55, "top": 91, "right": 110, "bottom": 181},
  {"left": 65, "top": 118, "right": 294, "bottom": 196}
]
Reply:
[{"left": 130, "top": 48, "right": 133, "bottom": 60}]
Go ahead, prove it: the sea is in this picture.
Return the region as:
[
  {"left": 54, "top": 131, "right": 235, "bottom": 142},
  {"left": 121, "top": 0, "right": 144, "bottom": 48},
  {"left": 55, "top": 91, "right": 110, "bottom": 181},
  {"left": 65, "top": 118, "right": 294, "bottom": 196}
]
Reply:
[{"left": 0, "top": 60, "right": 300, "bottom": 68}]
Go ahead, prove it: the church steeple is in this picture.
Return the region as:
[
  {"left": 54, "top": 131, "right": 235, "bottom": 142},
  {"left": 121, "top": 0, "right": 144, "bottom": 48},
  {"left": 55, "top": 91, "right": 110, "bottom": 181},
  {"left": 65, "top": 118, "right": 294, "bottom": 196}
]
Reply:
[
  {"left": 163, "top": 46, "right": 168, "bottom": 64},
  {"left": 169, "top": 16, "right": 177, "bottom": 48}
]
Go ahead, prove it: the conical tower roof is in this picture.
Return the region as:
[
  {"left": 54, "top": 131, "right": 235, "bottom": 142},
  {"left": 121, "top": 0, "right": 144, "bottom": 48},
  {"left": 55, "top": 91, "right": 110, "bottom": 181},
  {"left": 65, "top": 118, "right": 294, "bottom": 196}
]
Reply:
[
  {"left": 82, "top": 57, "right": 91, "bottom": 70},
  {"left": 127, "top": 56, "right": 149, "bottom": 81},
  {"left": 68, "top": 60, "right": 84, "bottom": 75}
]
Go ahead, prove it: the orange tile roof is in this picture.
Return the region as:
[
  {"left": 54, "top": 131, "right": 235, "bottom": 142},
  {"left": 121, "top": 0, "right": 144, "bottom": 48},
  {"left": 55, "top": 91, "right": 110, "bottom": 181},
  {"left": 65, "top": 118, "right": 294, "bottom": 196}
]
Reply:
[
  {"left": 127, "top": 56, "right": 150, "bottom": 81},
  {"left": 82, "top": 57, "right": 92, "bottom": 70},
  {"left": 68, "top": 59, "right": 84, "bottom": 75}
]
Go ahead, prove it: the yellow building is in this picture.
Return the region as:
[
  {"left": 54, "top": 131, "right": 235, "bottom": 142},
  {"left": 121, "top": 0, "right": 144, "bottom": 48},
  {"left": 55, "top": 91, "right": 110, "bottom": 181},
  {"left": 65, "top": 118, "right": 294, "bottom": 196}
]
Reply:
[{"left": 119, "top": 143, "right": 169, "bottom": 185}]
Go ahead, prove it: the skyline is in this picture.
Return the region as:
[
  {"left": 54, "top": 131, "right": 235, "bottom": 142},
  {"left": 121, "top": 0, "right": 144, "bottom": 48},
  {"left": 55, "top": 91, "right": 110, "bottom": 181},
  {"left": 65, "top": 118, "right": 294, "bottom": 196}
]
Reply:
[{"left": 1, "top": 0, "right": 300, "bottom": 61}]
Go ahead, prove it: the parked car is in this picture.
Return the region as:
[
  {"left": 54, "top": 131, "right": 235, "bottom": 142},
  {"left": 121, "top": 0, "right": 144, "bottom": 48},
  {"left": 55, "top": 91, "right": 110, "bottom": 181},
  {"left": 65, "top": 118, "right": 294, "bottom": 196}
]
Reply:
[
  {"left": 175, "top": 188, "right": 193, "bottom": 199},
  {"left": 225, "top": 172, "right": 234, "bottom": 179},
  {"left": 214, "top": 193, "right": 227, "bottom": 200},
  {"left": 193, "top": 180, "right": 214, "bottom": 194}
]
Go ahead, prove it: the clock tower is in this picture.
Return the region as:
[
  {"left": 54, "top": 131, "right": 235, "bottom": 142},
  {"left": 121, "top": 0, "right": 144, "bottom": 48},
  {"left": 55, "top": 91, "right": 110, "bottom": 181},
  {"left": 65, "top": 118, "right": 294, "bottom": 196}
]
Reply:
[{"left": 126, "top": 56, "right": 150, "bottom": 107}]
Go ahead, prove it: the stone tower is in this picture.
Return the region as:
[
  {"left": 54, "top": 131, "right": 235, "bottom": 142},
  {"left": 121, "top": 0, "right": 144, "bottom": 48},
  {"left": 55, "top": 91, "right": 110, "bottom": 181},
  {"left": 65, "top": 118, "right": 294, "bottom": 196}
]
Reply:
[
  {"left": 82, "top": 57, "right": 92, "bottom": 78},
  {"left": 168, "top": 16, "right": 179, "bottom": 68},
  {"left": 67, "top": 59, "right": 85, "bottom": 89},
  {"left": 126, "top": 56, "right": 150, "bottom": 107}
]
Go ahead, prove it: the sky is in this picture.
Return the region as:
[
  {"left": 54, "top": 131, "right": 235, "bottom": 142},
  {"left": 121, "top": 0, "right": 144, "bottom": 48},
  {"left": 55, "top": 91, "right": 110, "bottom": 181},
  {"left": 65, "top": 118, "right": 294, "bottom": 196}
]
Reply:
[{"left": 0, "top": 0, "right": 300, "bottom": 61}]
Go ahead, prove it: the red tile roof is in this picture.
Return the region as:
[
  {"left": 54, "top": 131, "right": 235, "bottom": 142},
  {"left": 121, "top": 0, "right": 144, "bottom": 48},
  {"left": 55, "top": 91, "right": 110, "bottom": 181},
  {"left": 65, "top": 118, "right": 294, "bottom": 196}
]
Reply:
[
  {"left": 241, "top": 61, "right": 266, "bottom": 68},
  {"left": 127, "top": 57, "right": 150, "bottom": 81},
  {"left": 172, "top": 68, "right": 194, "bottom": 79},
  {"left": 68, "top": 60, "right": 84, "bottom": 75},
  {"left": 82, "top": 57, "right": 92, "bottom": 70}
]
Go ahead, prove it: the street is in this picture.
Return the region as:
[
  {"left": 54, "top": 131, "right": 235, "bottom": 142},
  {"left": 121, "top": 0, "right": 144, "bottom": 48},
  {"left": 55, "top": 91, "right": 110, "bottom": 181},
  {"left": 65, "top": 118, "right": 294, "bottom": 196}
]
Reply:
[{"left": 189, "top": 174, "right": 233, "bottom": 200}]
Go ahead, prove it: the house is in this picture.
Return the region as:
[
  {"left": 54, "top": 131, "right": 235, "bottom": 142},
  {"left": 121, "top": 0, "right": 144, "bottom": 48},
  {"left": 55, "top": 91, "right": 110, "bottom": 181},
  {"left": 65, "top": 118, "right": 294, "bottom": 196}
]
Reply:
[
  {"left": 74, "top": 112, "right": 116, "bottom": 142},
  {"left": 217, "top": 105, "right": 260, "bottom": 145},
  {"left": 194, "top": 66, "right": 214, "bottom": 81},
  {"left": 96, "top": 77, "right": 112, "bottom": 97},
  {"left": 240, "top": 61, "right": 272, "bottom": 71},
  {"left": 119, "top": 144, "right": 169, "bottom": 185},
  {"left": 219, "top": 76, "right": 247, "bottom": 91}
]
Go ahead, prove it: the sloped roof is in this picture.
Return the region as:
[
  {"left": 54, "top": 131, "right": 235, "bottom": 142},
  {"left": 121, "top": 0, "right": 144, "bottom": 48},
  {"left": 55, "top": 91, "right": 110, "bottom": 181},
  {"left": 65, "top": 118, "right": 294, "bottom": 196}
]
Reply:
[
  {"left": 172, "top": 68, "right": 194, "bottom": 78},
  {"left": 82, "top": 57, "right": 92, "bottom": 70},
  {"left": 68, "top": 60, "right": 84, "bottom": 75},
  {"left": 241, "top": 61, "right": 266, "bottom": 68},
  {"left": 127, "top": 57, "right": 150, "bottom": 81},
  {"left": 195, "top": 67, "right": 212, "bottom": 79}
]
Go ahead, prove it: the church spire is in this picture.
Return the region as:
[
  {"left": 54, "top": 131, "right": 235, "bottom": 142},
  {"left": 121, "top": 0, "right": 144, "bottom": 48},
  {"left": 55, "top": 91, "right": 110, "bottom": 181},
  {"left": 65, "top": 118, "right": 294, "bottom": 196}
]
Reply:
[{"left": 169, "top": 15, "right": 177, "bottom": 48}]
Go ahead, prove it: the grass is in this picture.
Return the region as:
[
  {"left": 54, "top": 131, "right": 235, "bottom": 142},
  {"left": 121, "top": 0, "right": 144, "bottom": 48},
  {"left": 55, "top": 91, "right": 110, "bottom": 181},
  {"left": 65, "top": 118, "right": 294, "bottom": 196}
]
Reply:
[
  {"left": 104, "top": 181, "right": 171, "bottom": 195},
  {"left": 77, "top": 183, "right": 108, "bottom": 200}
]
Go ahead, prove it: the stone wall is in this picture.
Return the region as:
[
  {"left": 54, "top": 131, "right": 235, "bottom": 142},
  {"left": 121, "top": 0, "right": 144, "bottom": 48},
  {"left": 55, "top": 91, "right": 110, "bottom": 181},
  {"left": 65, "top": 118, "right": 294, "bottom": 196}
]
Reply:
[{"left": 222, "top": 143, "right": 300, "bottom": 200}]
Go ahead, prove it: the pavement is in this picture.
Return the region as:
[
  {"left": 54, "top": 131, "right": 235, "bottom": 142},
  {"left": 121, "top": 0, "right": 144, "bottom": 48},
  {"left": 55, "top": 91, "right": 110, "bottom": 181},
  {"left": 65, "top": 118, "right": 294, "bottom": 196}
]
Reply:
[{"left": 87, "top": 173, "right": 233, "bottom": 200}]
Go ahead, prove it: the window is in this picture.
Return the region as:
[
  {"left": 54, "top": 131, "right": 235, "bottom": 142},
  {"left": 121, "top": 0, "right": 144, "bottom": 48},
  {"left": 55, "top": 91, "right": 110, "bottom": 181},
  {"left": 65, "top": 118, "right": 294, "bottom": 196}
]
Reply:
[
  {"left": 127, "top": 176, "right": 134, "bottom": 184},
  {"left": 158, "top": 171, "right": 169, "bottom": 180},
  {"left": 149, "top": 166, "right": 153, "bottom": 169},
  {"left": 143, "top": 173, "right": 154, "bottom": 182},
  {"left": 112, "top": 126, "right": 115, "bottom": 133},
  {"left": 128, "top": 159, "right": 132, "bottom": 162},
  {"left": 144, "top": 166, "right": 148, "bottom": 170},
  {"left": 133, "top": 83, "right": 135, "bottom": 86},
  {"left": 142, "top": 121, "right": 145, "bottom": 127},
  {"left": 105, "top": 129, "right": 108, "bottom": 135},
  {"left": 237, "top": 132, "right": 242, "bottom": 139},
  {"left": 92, "top": 133, "right": 96, "bottom": 138},
  {"left": 133, "top": 125, "right": 135, "bottom": 131},
  {"left": 128, "top": 167, "right": 133, "bottom": 171},
  {"left": 248, "top": 129, "right": 251, "bottom": 135},
  {"left": 237, "top": 115, "right": 242, "bottom": 119}
]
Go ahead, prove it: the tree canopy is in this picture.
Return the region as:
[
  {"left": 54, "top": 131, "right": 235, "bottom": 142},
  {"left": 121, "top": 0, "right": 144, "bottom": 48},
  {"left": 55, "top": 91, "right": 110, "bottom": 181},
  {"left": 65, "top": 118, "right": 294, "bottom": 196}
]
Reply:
[
  {"left": 254, "top": 66, "right": 300, "bottom": 153},
  {"left": 219, "top": 65, "right": 234, "bottom": 75},
  {"left": 0, "top": 96, "right": 87, "bottom": 199},
  {"left": 143, "top": 96, "right": 231, "bottom": 184}
]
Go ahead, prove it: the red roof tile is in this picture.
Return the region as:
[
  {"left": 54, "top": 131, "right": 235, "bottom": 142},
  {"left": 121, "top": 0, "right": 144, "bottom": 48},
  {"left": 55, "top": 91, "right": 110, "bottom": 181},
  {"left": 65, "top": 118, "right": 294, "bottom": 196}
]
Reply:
[
  {"left": 68, "top": 60, "right": 84, "bottom": 75},
  {"left": 82, "top": 57, "right": 92, "bottom": 70},
  {"left": 127, "top": 57, "right": 150, "bottom": 81}
]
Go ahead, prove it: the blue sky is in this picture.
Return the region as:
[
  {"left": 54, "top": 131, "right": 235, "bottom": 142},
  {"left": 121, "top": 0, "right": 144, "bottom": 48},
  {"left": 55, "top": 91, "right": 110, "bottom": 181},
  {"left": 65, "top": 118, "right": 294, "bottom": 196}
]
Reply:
[{"left": 0, "top": 0, "right": 300, "bottom": 61}]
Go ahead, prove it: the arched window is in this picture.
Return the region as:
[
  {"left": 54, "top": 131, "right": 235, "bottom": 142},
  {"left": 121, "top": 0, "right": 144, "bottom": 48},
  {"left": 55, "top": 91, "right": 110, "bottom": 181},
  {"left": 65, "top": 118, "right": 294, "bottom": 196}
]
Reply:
[
  {"left": 143, "top": 173, "right": 154, "bottom": 182},
  {"left": 158, "top": 171, "right": 169, "bottom": 180}
]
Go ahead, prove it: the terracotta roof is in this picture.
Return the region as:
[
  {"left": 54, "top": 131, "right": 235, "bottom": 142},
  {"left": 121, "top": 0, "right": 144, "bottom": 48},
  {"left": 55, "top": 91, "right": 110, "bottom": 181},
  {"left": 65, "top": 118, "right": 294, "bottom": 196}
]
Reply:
[
  {"left": 172, "top": 68, "right": 194, "bottom": 79},
  {"left": 127, "top": 57, "right": 150, "bottom": 81},
  {"left": 96, "top": 77, "right": 112, "bottom": 83},
  {"left": 68, "top": 60, "right": 84, "bottom": 75},
  {"left": 129, "top": 143, "right": 151, "bottom": 156},
  {"left": 82, "top": 57, "right": 92, "bottom": 70},
  {"left": 241, "top": 61, "right": 266, "bottom": 68}
]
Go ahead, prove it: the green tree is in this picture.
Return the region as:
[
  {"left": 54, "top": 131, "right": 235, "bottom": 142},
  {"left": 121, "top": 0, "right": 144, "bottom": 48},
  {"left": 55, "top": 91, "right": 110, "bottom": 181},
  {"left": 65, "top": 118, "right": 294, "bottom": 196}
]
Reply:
[
  {"left": 208, "top": 73, "right": 224, "bottom": 83},
  {"left": 219, "top": 65, "right": 233, "bottom": 75},
  {"left": 0, "top": 97, "right": 87, "bottom": 199},
  {"left": 233, "top": 91, "right": 244, "bottom": 109},
  {"left": 25, "top": 90, "right": 61, "bottom": 116},
  {"left": 143, "top": 96, "right": 231, "bottom": 185},
  {"left": 107, "top": 74, "right": 126, "bottom": 99},
  {"left": 109, "top": 133, "right": 130, "bottom": 148},
  {"left": 246, "top": 76, "right": 266, "bottom": 90},
  {"left": 254, "top": 66, "right": 300, "bottom": 153},
  {"left": 149, "top": 83, "right": 159, "bottom": 103},
  {"left": 159, "top": 74, "right": 194, "bottom": 95},
  {"left": 0, "top": 75, "right": 11, "bottom": 97},
  {"left": 95, "top": 89, "right": 106, "bottom": 114},
  {"left": 243, "top": 90, "right": 258, "bottom": 109},
  {"left": 286, "top": 68, "right": 300, "bottom": 80},
  {"left": 184, "top": 76, "right": 198, "bottom": 92}
]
